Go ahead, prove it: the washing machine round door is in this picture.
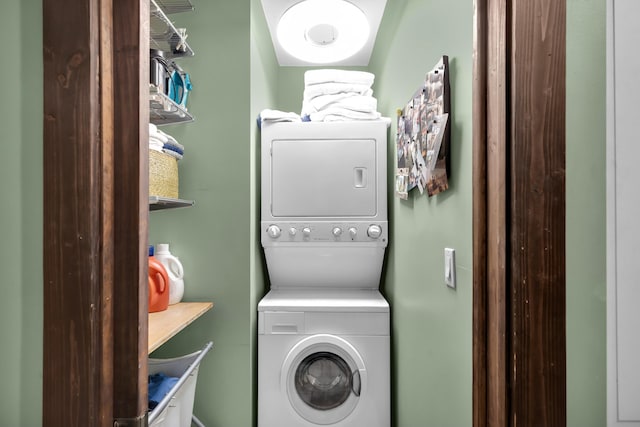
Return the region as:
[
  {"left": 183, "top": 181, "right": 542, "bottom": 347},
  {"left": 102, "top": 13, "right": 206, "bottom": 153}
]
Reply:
[{"left": 281, "top": 334, "right": 367, "bottom": 425}]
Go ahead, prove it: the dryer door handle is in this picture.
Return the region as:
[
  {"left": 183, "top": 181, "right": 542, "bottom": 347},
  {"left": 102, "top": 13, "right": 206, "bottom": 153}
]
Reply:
[{"left": 351, "top": 369, "right": 362, "bottom": 397}]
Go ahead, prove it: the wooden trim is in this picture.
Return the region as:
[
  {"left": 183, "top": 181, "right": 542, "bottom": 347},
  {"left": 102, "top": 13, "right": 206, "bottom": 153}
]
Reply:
[
  {"left": 473, "top": 0, "right": 509, "bottom": 425},
  {"left": 509, "top": 0, "right": 566, "bottom": 425},
  {"left": 43, "top": 0, "right": 150, "bottom": 424},
  {"left": 486, "top": 1, "right": 509, "bottom": 426},
  {"left": 112, "top": 0, "right": 150, "bottom": 420},
  {"left": 472, "top": 0, "right": 488, "bottom": 425},
  {"left": 474, "top": 0, "right": 566, "bottom": 425},
  {"left": 42, "top": 0, "right": 114, "bottom": 424}
]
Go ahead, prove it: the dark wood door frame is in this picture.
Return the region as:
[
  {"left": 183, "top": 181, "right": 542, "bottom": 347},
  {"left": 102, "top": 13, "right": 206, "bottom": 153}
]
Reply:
[
  {"left": 473, "top": 1, "right": 566, "bottom": 426},
  {"left": 42, "top": 0, "right": 149, "bottom": 425}
]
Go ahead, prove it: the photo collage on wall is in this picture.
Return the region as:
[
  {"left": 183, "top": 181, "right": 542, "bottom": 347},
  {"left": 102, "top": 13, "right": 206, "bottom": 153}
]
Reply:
[{"left": 395, "top": 56, "right": 451, "bottom": 199}]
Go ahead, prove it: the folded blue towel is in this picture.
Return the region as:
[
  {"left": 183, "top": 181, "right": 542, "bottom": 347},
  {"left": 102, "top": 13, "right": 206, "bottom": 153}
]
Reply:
[
  {"left": 162, "top": 144, "right": 184, "bottom": 156},
  {"left": 148, "top": 373, "right": 179, "bottom": 410}
]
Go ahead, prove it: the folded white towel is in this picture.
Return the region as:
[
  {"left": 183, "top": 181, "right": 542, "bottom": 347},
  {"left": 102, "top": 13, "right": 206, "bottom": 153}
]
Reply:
[
  {"left": 260, "top": 109, "right": 301, "bottom": 122},
  {"left": 303, "top": 83, "right": 373, "bottom": 100},
  {"left": 302, "top": 95, "right": 378, "bottom": 117},
  {"left": 317, "top": 115, "right": 392, "bottom": 126},
  {"left": 149, "top": 136, "right": 165, "bottom": 152},
  {"left": 309, "top": 107, "right": 382, "bottom": 122},
  {"left": 303, "top": 92, "right": 358, "bottom": 112},
  {"left": 304, "top": 69, "right": 375, "bottom": 87}
]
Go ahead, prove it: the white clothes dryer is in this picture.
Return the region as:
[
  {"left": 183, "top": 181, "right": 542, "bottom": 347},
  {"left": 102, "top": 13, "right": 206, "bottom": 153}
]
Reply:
[
  {"left": 258, "top": 289, "right": 390, "bottom": 427},
  {"left": 260, "top": 121, "right": 389, "bottom": 290}
]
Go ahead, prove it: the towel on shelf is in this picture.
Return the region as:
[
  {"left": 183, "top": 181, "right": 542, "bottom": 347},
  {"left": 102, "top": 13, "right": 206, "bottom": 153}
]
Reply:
[
  {"left": 302, "top": 94, "right": 378, "bottom": 117},
  {"left": 162, "top": 133, "right": 185, "bottom": 152},
  {"left": 149, "top": 129, "right": 169, "bottom": 144},
  {"left": 259, "top": 70, "right": 387, "bottom": 125},
  {"left": 149, "top": 123, "right": 185, "bottom": 159},
  {"left": 303, "top": 83, "right": 373, "bottom": 100},
  {"left": 162, "top": 146, "right": 184, "bottom": 160},
  {"left": 304, "top": 69, "right": 375, "bottom": 87},
  {"left": 259, "top": 109, "right": 301, "bottom": 122},
  {"left": 149, "top": 135, "right": 165, "bottom": 152},
  {"left": 309, "top": 107, "right": 382, "bottom": 122},
  {"left": 258, "top": 109, "right": 302, "bottom": 129}
]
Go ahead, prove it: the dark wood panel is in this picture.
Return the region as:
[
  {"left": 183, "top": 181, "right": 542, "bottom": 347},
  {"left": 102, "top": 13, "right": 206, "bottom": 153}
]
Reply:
[
  {"left": 486, "top": 0, "right": 509, "bottom": 426},
  {"left": 112, "top": 0, "right": 150, "bottom": 422},
  {"left": 509, "top": 0, "right": 566, "bottom": 425},
  {"left": 42, "top": 0, "right": 114, "bottom": 425},
  {"left": 472, "top": 0, "right": 489, "bottom": 425}
]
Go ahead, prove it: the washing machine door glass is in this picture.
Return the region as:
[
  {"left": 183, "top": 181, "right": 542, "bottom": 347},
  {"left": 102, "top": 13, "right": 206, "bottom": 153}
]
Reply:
[
  {"left": 295, "top": 352, "right": 360, "bottom": 411},
  {"left": 283, "top": 334, "right": 367, "bottom": 425}
]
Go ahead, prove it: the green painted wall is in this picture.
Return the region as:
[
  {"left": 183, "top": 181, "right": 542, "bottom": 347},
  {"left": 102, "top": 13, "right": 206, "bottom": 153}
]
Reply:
[
  {"left": 249, "top": 0, "right": 278, "bottom": 424},
  {"left": 370, "top": 1, "right": 473, "bottom": 425},
  {"left": 0, "top": 0, "right": 25, "bottom": 425},
  {"left": 0, "top": 0, "right": 608, "bottom": 425},
  {"left": 566, "top": 0, "right": 607, "bottom": 425},
  {"left": 148, "top": 2, "right": 252, "bottom": 426},
  {"left": 0, "top": 0, "right": 42, "bottom": 425}
]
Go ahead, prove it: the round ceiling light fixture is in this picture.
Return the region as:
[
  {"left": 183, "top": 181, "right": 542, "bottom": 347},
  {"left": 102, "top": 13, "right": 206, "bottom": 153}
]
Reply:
[{"left": 276, "top": 0, "right": 370, "bottom": 64}]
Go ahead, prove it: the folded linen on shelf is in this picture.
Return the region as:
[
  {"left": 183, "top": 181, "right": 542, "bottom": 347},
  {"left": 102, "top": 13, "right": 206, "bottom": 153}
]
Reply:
[
  {"left": 149, "top": 123, "right": 185, "bottom": 159},
  {"left": 308, "top": 107, "right": 382, "bottom": 122},
  {"left": 149, "top": 135, "right": 165, "bottom": 152},
  {"left": 304, "top": 69, "right": 375, "bottom": 87},
  {"left": 162, "top": 145, "right": 184, "bottom": 160},
  {"left": 162, "top": 134, "right": 185, "bottom": 152},
  {"left": 259, "top": 109, "right": 301, "bottom": 122},
  {"left": 303, "top": 83, "right": 373, "bottom": 100},
  {"left": 302, "top": 94, "right": 378, "bottom": 117},
  {"left": 258, "top": 109, "right": 302, "bottom": 128}
]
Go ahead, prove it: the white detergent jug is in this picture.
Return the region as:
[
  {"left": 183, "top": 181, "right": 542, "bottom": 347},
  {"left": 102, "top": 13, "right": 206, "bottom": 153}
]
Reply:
[{"left": 155, "top": 243, "right": 185, "bottom": 305}]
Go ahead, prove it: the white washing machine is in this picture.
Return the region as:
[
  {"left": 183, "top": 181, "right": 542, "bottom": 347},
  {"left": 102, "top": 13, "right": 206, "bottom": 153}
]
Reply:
[
  {"left": 260, "top": 121, "right": 388, "bottom": 290},
  {"left": 258, "top": 289, "right": 390, "bottom": 427}
]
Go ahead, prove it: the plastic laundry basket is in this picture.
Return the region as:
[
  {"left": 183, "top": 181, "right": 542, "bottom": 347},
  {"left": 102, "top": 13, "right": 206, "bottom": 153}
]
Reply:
[{"left": 148, "top": 342, "right": 213, "bottom": 427}]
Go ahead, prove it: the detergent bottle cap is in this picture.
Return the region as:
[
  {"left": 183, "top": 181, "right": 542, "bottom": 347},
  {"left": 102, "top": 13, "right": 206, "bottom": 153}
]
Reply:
[{"left": 156, "top": 243, "right": 170, "bottom": 255}]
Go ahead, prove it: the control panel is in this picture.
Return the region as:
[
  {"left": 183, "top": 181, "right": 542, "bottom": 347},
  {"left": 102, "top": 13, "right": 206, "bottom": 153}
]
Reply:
[{"left": 262, "top": 222, "right": 388, "bottom": 244}]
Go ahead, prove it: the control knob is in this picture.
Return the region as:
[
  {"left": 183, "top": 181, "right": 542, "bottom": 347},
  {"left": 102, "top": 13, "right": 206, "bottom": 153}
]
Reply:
[
  {"left": 288, "top": 227, "right": 297, "bottom": 237},
  {"left": 332, "top": 227, "right": 343, "bottom": 238},
  {"left": 367, "top": 224, "right": 382, "bottom": 239},
  {"left": 302, "top": 227, "right": 312, "bottom": 238},
  {"left": 267, "top": 225, "right": 281, "bottom": 239},
  {"left": 348, "top": 227, "right": 357, "bottom": 240}
]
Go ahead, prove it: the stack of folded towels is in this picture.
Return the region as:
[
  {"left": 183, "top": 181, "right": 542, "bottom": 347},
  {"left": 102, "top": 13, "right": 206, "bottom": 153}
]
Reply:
[
  {"left": 301, "top": 69, "right": 382, "bottom": 122},
  {"left": 149, "top": 123, "right": 185, "bottom": 160}
]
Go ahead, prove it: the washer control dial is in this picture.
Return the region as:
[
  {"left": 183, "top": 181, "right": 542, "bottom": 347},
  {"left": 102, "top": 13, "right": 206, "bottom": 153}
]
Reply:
[
  {"left": 367, "top": 224, "right": 382, "bottom": 239},
  {"left": 332, "top": 227, "right": 343, "bottom": 238},
  {"left": 302, "top": 227, "right": 312, "bottom": 238},
  {"left": 267, "top": 225, "right": 281, "bottom": 239},
  {"left": 288, "top": 227, "right": 297, "bottom": 237}
]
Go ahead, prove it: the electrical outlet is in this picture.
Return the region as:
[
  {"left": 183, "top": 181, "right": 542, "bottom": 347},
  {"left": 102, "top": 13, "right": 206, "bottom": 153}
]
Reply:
[{"left": 445, "top": 248, "right": 456, "bottom": 289}]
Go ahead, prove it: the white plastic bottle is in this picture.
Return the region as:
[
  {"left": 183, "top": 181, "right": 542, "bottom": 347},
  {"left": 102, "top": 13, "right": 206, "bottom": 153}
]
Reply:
[{"left": 154, "top": 243, "right": 185, "bottom": 305}]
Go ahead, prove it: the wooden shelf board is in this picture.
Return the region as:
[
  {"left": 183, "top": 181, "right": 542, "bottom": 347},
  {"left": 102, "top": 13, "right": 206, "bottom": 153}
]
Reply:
[{"left": 148, "top": 301, "right": 213, "bottom": 353}]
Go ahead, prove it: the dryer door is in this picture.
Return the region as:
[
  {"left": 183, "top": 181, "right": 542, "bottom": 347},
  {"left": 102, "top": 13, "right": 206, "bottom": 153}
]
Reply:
[
  {"left": 282, "top": 334, "right": 366, "bottom": 425},
  {"left": 270, "top": 138, "right": 377, "bottom": 217}
]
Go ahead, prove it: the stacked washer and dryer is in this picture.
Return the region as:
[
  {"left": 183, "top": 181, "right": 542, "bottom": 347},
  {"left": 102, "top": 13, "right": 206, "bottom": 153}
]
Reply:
[{"left": 258, "top": 121, "right": 390, "bottom": 427}]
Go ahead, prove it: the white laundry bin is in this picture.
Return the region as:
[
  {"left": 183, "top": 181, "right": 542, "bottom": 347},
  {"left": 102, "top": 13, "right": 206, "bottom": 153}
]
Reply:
[{"left": 148, "top": 342, "right": 213, "bottom": 427}]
